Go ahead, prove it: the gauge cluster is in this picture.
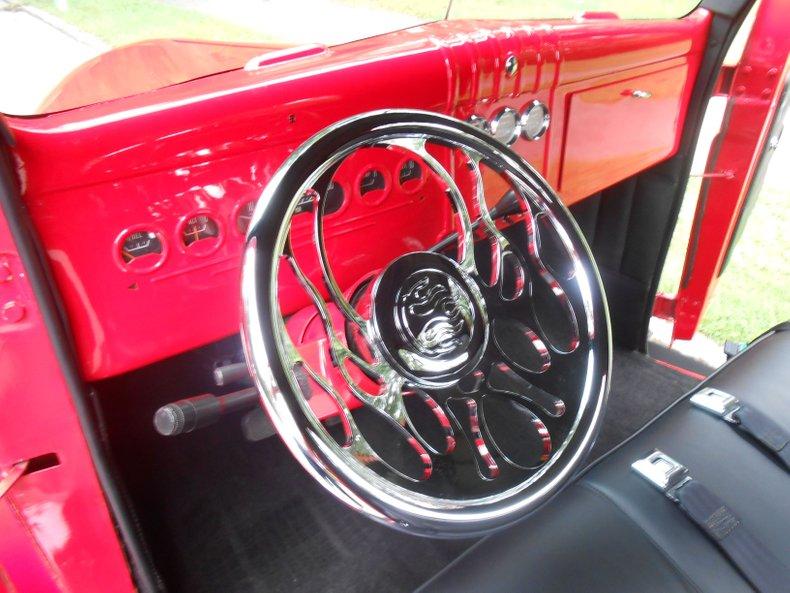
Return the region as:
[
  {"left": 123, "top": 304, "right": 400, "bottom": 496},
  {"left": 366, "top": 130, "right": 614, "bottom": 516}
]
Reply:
[
  {"left": 115, "top": 202, "right": 252, "bottom": 273},
  {"left": 468, "top": 100, "right": 550, "bottom": 145},
  {"left": 115, "top": 228, "right": 167, "bottom": 273},
  {"left": 114, "top": 149, "right": 435, "bottom": 276}
]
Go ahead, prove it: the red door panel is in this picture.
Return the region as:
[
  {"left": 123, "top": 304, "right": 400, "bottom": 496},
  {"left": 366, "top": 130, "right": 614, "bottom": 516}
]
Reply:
[
  {"left": 655, "top": 0, "right": 790, "bottom": 341},
  {"left": 0, "top": 203, "right": 135, "bottom": 593}
]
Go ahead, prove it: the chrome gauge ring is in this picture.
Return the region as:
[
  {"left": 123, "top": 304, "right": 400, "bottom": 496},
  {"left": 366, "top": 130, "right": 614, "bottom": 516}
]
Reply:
[{"left": 242, "top": 110, "right": 610, "bottom": 537}]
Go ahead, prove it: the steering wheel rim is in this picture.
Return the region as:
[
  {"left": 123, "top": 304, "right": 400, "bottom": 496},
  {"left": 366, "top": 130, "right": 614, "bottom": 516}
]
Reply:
[{"left": 242, "top": 110, "right": 611, "bottom": 537}]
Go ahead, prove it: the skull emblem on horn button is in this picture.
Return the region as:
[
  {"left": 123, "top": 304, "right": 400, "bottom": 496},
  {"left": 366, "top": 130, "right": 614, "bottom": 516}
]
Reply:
[
  {"left": 395, "top": 270, "right": 475, "bottom": 373},
  {"left": 372, "top": 252, "right": 487, "bottom": 387}
]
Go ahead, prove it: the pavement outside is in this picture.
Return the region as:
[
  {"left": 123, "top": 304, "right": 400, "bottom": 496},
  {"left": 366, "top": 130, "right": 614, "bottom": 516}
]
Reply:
[{"left": 0, "top": 1, "right": 106, "bottom": 113}]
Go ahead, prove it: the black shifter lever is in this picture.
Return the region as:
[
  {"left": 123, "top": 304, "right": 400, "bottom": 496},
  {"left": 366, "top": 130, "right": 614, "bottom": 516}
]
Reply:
[
  {"left": 213, "top": 362, "right": 253, "bottom": 387},
  {"left": 153, "top": 388, "right": 260, "bottom": 436}
]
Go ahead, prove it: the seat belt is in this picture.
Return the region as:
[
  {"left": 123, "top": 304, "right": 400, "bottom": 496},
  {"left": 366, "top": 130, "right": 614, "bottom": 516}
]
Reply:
[
  {"left": 691, "top": 387, "right": 790, "bottom": 471},
  {"left": 632, "top": 450, "right": 790, "bottom": 593}
]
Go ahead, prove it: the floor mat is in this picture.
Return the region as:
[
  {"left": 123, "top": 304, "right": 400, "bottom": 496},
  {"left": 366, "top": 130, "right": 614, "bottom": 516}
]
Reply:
[
  {"left": 148, "top": 432, "right": 472, "bottom": 593},
  {"left": 590, "top": 349, "right": 699, "bottom": 460},
  {"left": 97, "top": 341, "right": 700, "bottom": 593}
]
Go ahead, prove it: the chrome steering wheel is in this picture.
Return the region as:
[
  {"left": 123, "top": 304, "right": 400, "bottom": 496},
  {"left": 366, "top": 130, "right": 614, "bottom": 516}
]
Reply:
[{"left": 242, "top": 110, "right": 610, "bottom": 537}]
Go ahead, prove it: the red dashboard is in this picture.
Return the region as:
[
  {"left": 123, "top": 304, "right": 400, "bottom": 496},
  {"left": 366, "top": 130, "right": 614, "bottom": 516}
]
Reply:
[{"left": 5, "top": 10, "right": 709, "bottom": 381}]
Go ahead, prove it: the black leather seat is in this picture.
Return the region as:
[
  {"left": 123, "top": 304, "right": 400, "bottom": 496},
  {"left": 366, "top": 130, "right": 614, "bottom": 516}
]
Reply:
[{"left": 419, "top": 325, "right": 790, "bottom": 593}]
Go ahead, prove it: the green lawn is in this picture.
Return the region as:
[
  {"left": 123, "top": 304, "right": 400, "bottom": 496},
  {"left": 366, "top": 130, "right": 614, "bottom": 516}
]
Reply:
[
  {"left": 25, "top": 0, "right": 268, "bottom": 46},
  {"left": 659, "top": 176, "right": 790, "bottom": 344}
]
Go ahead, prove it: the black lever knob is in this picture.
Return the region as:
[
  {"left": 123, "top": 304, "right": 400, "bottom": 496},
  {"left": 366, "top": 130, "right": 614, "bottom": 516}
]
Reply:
[{"left": 153, "top": 388, "right": 259, "bottom": 436}]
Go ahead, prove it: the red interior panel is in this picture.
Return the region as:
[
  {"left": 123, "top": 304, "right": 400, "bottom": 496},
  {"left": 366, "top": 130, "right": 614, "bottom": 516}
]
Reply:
[
  {"left": 561, "top": 63, "right": 691, "bottom": 200},
  {"left": 3, "top": 11, "right": 710, "bottom": 380}
]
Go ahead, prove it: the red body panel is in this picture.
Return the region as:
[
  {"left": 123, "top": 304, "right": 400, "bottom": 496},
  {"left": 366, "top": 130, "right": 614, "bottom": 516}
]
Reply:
[
  {"left": 560, "top": 63, "right": 691, "bottom": 199},
  {"left": 657, "top": 0, "right": 790, "bottom": 340},
  {"left": 40, "top": 38, "right": 290, "bottom": 113},
  {"left": 4, "top": 12, "right": 710, "bottom": 382},
  {"left": 0, "top": 217, "right": 135, "bottom": 592}
]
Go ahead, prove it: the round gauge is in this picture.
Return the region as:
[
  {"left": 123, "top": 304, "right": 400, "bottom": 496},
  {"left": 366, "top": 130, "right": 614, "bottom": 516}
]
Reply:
[
  {"left": 489, "top": 108, "right": 521, "bottom": 146},
  {"left": 178, "top": 213, "right": 223, "bottom": 256},
  {"left": 398, "top": 158, "right": 424, "bottom": 193},
  {"left": 235, "top": 201, "right": 255, "bottom": 235},
  {"left": 323, "top": 181, "right": 345, "bottom": 215},
  {"left": 520, "top": 100, "right": 550, "bottom": 141},
  {"left": 357, "top": 167, "right": 390, "bottom": 205},
  {"left": 115, "top": 227, "right": 166, "bottom": 273}
]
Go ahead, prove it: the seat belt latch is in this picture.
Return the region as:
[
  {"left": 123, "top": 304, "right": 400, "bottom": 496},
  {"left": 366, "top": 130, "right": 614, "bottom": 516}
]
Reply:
[
  {"left": 690, "top": 387, "right": 740, "bottom": 422},
  {"left": 631, "top": 450, "right": 691, "bottom": 501}
]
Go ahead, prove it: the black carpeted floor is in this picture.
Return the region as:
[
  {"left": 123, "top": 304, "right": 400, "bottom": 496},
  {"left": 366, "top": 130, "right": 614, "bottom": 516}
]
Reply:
[
  {"left": 589, "top": 349, "right": 698, "bottom": 460},
  {"left": 97, "top": 342, "right": 699, "bottom": 593}
]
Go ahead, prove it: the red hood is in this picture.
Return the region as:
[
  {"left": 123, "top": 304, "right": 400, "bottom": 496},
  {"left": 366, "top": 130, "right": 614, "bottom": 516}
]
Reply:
[{"left": 40, "top": 38, "right": 289, "bottom": 113}]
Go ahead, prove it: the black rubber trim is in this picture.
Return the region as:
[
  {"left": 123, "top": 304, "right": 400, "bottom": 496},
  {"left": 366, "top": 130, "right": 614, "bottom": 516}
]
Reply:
[
  {"left": 637, "top": 0, "right": 759, "bottom": 351},
  {"left": 0, "top": 140, "right": 162, "bottom": 591},
  {"left": 0, "top": 119, "right": 14, "bottom": 147},
  {"left": 675, "top": 480, "right": 790, "bottom": 593}
]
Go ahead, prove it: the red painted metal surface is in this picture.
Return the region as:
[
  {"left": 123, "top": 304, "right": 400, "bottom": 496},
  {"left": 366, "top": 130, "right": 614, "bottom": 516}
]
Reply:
[
  {"left": 652, "top": 357, "right": 707, "bottom": 381},
  {"left": 0, "top": 10, "right": 721, "bottom": 593},
  {"left": 658, "top": 0, "right": 790, "bottom": 341},
  {"left": 3, "top": 12, "right": 710, "bottom": 382},
  {"left": 561, "top": 63, "right": 693, "bottom": 199},
  {"left": 0, "top": 212, "right": 135, "bottom": 592}
]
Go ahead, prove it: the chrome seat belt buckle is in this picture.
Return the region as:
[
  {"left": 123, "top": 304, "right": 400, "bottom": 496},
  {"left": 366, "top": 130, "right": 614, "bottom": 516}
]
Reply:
[
  {"left": 691, "top": 387, "right": 741, "bottom": 422},
  {"left": 631, "top": 450, "right": 691, "bottom": 501}
]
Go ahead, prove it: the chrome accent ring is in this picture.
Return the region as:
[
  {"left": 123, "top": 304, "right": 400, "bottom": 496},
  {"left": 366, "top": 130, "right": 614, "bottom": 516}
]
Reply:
[
  {"left": 489, "top": 107, "right": 521, "bottom": 146},
  {"left": 241, "top": 109, "right": 610, "bottom": 537},
  {"left": 520, "top": 100, "right": 550, "bottom": 141}
]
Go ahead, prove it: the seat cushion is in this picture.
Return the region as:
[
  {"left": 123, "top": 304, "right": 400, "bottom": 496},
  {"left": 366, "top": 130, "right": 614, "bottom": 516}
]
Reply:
[{"left": 418, "top": 325, "right": 790, "bottom": 593}]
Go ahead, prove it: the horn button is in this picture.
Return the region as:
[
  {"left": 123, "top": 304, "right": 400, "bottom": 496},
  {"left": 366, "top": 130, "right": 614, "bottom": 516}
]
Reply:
[{"left": 372, "top": 252, "right": 487, "bottom": 387}]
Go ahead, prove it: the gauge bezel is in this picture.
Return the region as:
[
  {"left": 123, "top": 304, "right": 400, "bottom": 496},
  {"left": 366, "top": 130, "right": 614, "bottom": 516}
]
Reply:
[
  {"left": 489, "top": 107, "right": 522, "bottom": 146},
  {"left": 396, "top": 155, "right": 427, "bottom": 194},
  {"left": 176, "top": 210, "right": 224, "bottom": 257},
  {"left": 113, "top": 225, "right": 168, "bottom": 274},
  {"left": 520, "top": 100, "right": 551, "bottom": 141},
  {"left": 322, "top": 179, "right": 350, "bottom": 217},
  {"left": 232, "top": 199, "right": 257, "bottom": 236},
  {"left": 355, "top": 165, "right": 391, "bottom": 206}
]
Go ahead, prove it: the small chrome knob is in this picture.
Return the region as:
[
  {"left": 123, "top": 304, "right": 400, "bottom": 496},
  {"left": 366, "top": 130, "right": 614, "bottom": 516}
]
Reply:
[{"left": 504, "top": 55, "right": 519, "bottom": 78}]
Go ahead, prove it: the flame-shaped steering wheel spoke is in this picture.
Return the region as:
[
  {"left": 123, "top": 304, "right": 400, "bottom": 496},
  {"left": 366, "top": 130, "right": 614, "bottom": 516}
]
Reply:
[{"left": 242, "top": 110, "right": 610, "bottom": 536}]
